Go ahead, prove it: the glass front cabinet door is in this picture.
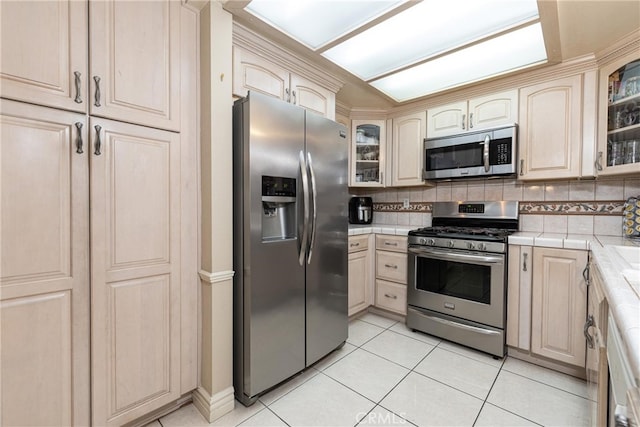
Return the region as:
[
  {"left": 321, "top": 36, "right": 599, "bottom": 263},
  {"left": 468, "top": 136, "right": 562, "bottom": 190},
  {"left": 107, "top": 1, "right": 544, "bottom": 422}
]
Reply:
[
  {"left": 597, "top": 55, "right": 640, "bottom": 176},
  {"left": 350, "top": 119, "right": 386, "bottom": 187}
]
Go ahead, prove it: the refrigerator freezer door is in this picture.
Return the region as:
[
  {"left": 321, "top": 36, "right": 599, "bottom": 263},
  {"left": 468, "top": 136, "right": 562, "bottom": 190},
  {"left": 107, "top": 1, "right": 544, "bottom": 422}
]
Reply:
[
  {"left": 234, "top": 92, "right": 306, "bottom": 402},
  {"left": 304, "top": 113, "right": 349, "bottom": 366}
]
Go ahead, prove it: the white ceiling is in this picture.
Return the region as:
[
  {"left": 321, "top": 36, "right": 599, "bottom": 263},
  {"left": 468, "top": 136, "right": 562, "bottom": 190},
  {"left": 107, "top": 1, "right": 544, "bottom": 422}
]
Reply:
[{"left": 224, "top": 0, "right": 640, "bottom": 109}]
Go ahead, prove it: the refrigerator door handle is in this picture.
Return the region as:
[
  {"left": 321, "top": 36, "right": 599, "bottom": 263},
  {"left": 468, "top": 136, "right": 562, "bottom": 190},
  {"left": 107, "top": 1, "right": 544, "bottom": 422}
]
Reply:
[
  {"left": 298, "top": 151, "right": 310, "bottom": 266},
  {"left": 307, "top": 152, "right": 318, "bottom": 264}
]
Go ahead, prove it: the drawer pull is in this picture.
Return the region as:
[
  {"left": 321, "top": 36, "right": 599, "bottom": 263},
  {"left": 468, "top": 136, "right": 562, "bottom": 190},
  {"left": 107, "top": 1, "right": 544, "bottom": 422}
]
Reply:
[
  {"left": 384, "top": 263, "right": 398, "bottom": 269},
  {"left": 384, "top": 242, "right": 398, "bottom": 247},
  {"left": 350, "top": 242, "right": 360, "bottom": 247},
  {"left": 384, "top": 293, "right": 397, "bottom": 299}
]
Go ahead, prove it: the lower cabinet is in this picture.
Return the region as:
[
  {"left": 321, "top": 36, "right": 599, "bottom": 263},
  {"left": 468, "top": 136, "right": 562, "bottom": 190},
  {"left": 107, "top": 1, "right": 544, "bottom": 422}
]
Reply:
[
  {"left": 348, "top": 235, "right": 372, "bottom": 316},
  {"left": 374, "top": 235, "right": 407, "bottom": 315},
  {"left": 507, "top": 246, "right": 588, "bottom": 369},
  {"left": 586, "top": 261, "right": 608, "bottom": 427}
]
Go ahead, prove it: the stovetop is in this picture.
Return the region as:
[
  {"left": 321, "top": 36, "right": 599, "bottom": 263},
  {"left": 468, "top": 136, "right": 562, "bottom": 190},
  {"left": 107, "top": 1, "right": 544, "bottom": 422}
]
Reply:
[{"left": 408, "top": 226, "right": 513, "bottom": 242}]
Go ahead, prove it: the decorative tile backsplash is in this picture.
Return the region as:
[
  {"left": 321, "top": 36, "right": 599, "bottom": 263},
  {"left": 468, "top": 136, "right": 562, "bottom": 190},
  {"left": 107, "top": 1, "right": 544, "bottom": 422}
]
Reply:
[{"left": 351, "top": 177, "right": 640, "bottom": 236}]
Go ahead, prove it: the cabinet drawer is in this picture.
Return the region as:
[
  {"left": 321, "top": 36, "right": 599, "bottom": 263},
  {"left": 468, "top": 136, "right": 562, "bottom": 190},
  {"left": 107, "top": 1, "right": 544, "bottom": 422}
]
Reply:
[
  {"left": 375, "top": 280, "right": 406, "bottom": 315},
  {"left": 348, "top": 234, "right": 369, "bottom": 253},
  {"left": 376, "top": 251, "right": 407, "bottom": 284},
  {"left": 375, "top": 235, "right": 407, "bottom": 253}
]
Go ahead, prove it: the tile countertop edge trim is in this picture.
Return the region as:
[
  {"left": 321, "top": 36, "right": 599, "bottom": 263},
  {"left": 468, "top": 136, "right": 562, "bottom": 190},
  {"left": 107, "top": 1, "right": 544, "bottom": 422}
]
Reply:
[{"left": 348, "top": 225, "right": 413, "bottom": 236}]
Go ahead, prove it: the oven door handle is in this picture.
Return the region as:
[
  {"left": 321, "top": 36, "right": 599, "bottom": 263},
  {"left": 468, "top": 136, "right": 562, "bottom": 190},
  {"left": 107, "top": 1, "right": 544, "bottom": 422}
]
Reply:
[
  {"left": 408, "top": 247, "right": 504, "bottom": 264},
  {"left": 424, "top": 314, "right": 502, "bottom": 336}
]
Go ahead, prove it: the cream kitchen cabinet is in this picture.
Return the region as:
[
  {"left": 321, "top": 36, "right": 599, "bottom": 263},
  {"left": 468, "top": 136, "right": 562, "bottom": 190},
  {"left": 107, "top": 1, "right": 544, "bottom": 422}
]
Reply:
[
  {"left": 348, "top": 235, "right": 372, "bottom": 316},
  {"left": 90, "top": 118, "right": 182, "bottom": 426},
  {"left": 518, "top": 75, "right": 583, "bottom": 180},
  {"left": 508, "top": 246, "right": 588, "bottom": 369},
  {"left": 0, "top": 0, "right": 88, "bottom": 113},
  {"left": 351, "top": 119, "right": 387, "bottom": 187},
  {"left": 586, "top": 260, "right": 608, "bottom": 427},
  {"left": 426, "top": 90, "right": 518, "bottom": 138},
  {"left": 596, "top": 53, "right": 640, "bottom": 176},
  {"left": 89, "top": 0, "right": 181, "bottom": 131},
  {"left": 1, "top": 99, "right": 90, "bottom": 427},
  {"left": 531, "top": 247, "right": 588, "bottom": 368},
  {"left": 0, "top": 2, "right": 196, "bottom": 425},
  {"left": 506, "top": 245, "right": 533, "bottom": 350},
  {"left": 391, "top": 111, "right": 426, "bottom": 187},
  {"left": 0, "top": 0, "right": 181, "bottom": 132},
  {"left": 374, "top": 235, "right": 408, "bottom": 315},
  {"left": 232, "top": 46, "right": 335, "bottom": 119}
]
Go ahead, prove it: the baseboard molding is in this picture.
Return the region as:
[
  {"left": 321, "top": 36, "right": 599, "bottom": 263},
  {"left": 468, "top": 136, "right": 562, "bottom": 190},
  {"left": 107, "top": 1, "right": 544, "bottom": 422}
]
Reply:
[
  {"left": 192, "top": 385, "right": 235, "bottom": 422},
  {"left": 507, "top": 346, "right": 587, "bottom": 380}
]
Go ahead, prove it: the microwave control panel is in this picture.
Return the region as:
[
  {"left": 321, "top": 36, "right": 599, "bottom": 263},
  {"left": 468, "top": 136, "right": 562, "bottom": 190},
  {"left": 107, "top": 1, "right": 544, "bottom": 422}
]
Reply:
[{"left": 490, "top": 139, "right": 512, "bottom": 165}]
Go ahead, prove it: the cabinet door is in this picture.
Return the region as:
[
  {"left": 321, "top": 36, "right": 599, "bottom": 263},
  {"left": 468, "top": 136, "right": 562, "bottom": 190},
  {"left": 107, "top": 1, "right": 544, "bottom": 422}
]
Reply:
[
  {"left": 290, "top": 74, "right": 335, "bottom": 120},
  {"left": 468, "top": 90, "right": 518, "bottom": 131},
  {"left": 348, "top": 249, "right": 370, "bottom": 316},
  {"left": 351, "top": 119, "right": 386, "bottom": 187},
  {"left": 518, "top": 75, "right": 583, "bottom": 180},
  {"left": 90, "top": 118, "right": 181, "bottom": 426},
  {"left": 426, "top": 101, "right": 467, "bottom": 138},
  {"left": 596, "top": 54, "right": 640, "bottom": 177},
  {"left": 531, "top": 248, "right": 587, "bottom": 367},
  {"left": 90, "top": 0, "right": 180, "bottom": 131},
  {"left": 0, "top": 100, "right": 90, "bottom": 426},
  {"left": 232, "top": 46, "right": 290, "bottom": 101},
  {"left": 506, "top": 245, "right": 532, "bottom": 350},
  {"left": 392, "top": 112, "right": 426, "bottom": 186},
  {"left": 0, "top": 1, "right": 87, "bottom": 112}
]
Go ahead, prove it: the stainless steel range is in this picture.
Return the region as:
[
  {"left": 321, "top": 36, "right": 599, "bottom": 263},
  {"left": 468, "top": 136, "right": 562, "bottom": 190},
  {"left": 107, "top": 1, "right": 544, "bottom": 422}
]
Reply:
[{"left": 406, "top": 201, "right": 519, "bottom": 358}]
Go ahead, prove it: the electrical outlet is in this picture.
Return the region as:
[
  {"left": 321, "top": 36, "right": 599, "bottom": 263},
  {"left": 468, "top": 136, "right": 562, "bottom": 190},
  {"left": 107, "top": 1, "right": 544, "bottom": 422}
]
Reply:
[{"left": 403, "top": 198, "right": 410, "bottom": 208}]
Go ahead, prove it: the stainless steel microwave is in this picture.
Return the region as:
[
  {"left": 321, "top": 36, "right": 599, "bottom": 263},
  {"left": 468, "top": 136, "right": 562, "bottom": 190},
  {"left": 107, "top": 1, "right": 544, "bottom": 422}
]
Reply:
[{"left": 423, "top": 124, "right": 517, "bottom": 180}]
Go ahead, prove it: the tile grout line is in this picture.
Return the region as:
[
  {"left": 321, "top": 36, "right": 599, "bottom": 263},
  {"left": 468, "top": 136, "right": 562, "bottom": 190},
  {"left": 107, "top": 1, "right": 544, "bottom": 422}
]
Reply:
[{"left": 470, "top": 355, "right": 507, "bottom": 426}]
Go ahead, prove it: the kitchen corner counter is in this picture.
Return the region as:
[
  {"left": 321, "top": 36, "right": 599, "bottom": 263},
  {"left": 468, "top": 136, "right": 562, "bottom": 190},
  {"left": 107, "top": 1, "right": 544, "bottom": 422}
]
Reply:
[
  {"left": 590, "top": 241, "right": 640, "bottom": 383},
  {"left": 348, "top": 224, "right": 415, "bottom": 236}
]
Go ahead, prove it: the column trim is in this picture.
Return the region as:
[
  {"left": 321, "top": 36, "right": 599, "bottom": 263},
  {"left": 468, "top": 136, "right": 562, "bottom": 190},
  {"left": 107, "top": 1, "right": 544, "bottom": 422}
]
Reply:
[
  {"left": 192, "top": 386, "right": 235, "bottom": 423},
  {"left": 198, "top": 269, "right": 235, "bottom": 285}
]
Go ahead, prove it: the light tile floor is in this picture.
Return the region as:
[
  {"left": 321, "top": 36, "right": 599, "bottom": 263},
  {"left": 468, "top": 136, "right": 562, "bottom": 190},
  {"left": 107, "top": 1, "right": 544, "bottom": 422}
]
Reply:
[{"left": 153, "top": 313, "right": 591, "bottom": 427}]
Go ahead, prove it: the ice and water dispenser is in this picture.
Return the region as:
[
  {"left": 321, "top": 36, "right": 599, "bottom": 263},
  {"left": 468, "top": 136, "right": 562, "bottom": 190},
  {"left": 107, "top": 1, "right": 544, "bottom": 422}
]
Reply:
[{"left": 261, "top": 176, "right": 296, "bottom": 241}]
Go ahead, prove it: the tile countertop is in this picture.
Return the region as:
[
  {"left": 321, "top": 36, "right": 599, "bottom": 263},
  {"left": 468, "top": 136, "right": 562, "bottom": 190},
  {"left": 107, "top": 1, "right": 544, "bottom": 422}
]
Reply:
[{"left": 348, "top": 224, "right": 415, "bottom": 236}]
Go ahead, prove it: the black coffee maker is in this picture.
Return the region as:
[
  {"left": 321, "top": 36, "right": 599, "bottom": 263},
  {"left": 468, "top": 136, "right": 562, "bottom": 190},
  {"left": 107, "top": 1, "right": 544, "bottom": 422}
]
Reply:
[{"left": 349, "top": 197, "right": 373, "bottom": 224}]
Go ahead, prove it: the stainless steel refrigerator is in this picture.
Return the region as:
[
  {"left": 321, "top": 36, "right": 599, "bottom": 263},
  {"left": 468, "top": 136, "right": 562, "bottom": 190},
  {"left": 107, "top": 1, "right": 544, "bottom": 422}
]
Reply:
[{"left": 232, "top": 92, "right": 348, "bottom": 406}]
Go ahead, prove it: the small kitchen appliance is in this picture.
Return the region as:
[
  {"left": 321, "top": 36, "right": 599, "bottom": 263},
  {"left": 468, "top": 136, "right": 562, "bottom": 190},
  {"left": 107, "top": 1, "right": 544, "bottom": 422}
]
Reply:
[
  {"left": 349, "top": 196, "right": 373, "bottom": 224},
  {"left": 406, "top": 201, "right": 519, "bottom": 357}
]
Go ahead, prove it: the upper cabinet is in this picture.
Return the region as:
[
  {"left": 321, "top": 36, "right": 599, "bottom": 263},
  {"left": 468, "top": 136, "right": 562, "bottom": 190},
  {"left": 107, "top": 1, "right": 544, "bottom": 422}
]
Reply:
[
  {"left": 596, "top": 54, "right": 640, "bottom": 176},
  {"left": 0, "top": 0, "right": 88, "bottom": 113},
  {"left": 350, "top": 119, "right": 386, "bottom": 187},
  {"left": 89, "top": 0, "right": 181, "bottom": 131},
  {"left": 233, "top": 46, "right": 336, "bottom": 119},
  {"left": 391, "top": 111, "right": 426, "bottom": 187},
  {"left": 518, "top": 74, "right": 584, "bottom": 180},
  {"left": 426, "top": 90, "right": 517, "bottom": 138},
  {"left": 0, "top": 0, "right": 181, "bottom": 132}
]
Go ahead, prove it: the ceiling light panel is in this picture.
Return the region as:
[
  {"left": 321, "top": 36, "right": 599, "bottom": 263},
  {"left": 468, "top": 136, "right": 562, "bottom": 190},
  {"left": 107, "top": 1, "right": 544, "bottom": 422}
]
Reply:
[
  {"left": 322, "top": 0, "right": 539, "bottom": 80},
  {"left": 370, "top": 23, "right": 547, "bottom": 102},
  {"left": 245, "top": 0, "right": 407, "bottom": 50}
]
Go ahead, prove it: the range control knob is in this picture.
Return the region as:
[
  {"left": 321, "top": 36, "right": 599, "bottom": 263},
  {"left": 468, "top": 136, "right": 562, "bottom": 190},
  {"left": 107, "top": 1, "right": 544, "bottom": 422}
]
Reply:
[
  {"left": 420, "top": 238, "right": 427, "bottom": 244},
  {"left": 427, "top": 238, "right": 436, "bottom": 245},
  {"left": 478, "top": 243, "right": 487, "bottom": 251},
  {"left": 448, "top": 240, "right": 455, "bottom": 248},
  {"left": 466, "top": 242, "right": 475, "bottom": 249}
]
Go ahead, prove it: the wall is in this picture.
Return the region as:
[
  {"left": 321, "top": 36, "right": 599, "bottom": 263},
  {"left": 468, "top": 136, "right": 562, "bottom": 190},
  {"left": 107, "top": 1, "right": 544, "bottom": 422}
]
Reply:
[{"left": 351, "top": 177, "right": 640, "bottom": 236}]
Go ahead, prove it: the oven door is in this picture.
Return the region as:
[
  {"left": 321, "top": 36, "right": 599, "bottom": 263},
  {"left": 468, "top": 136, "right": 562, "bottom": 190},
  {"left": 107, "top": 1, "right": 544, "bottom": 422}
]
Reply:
[{"left": 407, "top": 245, "right": 505, "bottom": 328}]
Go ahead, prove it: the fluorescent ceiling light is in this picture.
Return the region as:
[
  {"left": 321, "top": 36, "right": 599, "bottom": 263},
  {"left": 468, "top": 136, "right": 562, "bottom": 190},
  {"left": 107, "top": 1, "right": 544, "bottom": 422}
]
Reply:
[
  {"left": 322, "top": 0, "right": 539, "bottom": 80},
  {"left": 370, "top": 23, "right": 547, "bottom": 102},
  {"left": 245, "top": 0, "right": 406, "bottom": 49}
]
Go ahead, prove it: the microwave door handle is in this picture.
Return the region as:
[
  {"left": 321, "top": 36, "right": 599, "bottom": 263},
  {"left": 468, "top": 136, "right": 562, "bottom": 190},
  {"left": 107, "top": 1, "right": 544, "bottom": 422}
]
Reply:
[
  {"left": 483, "top": 134, "right": 490, "bottom": 172},
  {"left": 409, "top": 246, "right": 503, "bottom": 264}
]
